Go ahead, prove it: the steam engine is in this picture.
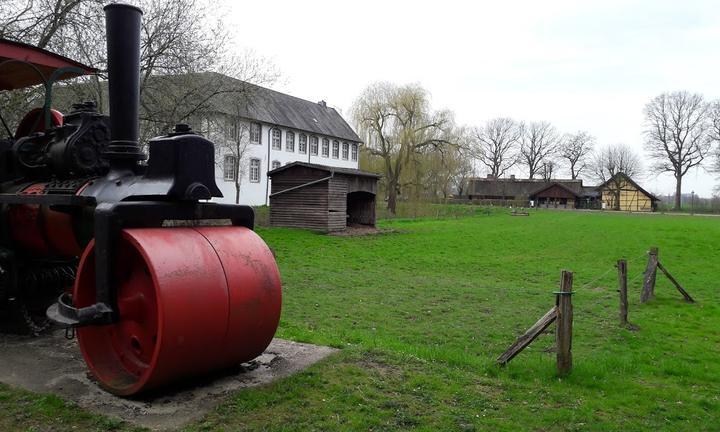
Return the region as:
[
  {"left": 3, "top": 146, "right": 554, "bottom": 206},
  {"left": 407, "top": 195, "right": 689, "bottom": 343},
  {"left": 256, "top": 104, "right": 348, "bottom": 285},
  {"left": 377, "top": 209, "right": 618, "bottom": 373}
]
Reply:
[{"left": 0, "top": 4, "right": 282, "bottom": 395}]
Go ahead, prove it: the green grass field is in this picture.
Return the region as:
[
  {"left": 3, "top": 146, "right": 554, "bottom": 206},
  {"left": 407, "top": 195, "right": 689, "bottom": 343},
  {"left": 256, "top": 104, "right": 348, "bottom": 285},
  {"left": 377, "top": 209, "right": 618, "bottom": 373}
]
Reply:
[{"left": 2, "top": 208, "right": 719, "bottom": 431}]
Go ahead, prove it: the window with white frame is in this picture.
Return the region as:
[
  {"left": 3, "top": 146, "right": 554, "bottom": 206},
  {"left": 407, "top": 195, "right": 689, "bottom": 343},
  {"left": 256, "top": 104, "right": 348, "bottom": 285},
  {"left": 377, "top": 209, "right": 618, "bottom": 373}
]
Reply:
[
  {"left": 332, "top": 140, "right": 339, "bottom": 159},
  {"left": 351, "top": 143, "right": 358, "bottom": 161},
  {"left": 321, "top": 138, "right": 329, "bottom": 157},
  {"left": 341, "top": 142, "right": 349, "bottom": 160},
  {"left": 249, "top": 158, "right": 260, "bottom": 183},
  {"left": 250, "top": 123, "right": 261, "bottom": 144},
  {"left": 271, "top": 129, "right": 281, "bottom": 150},
  {"left": 223, "top": 155, "right": 237, "bottom": 181},
  {"left": 299, "top": 134, "right": 307, "bottom": 154},
  {"left": 271, "top": 160, "right": 281, "bottom": 170},
  {"left": 286, "top": 131, "right": 295, "bottom": 152},
  {"left": 310, "top": 136, "right": 318, "bottom": 155}
]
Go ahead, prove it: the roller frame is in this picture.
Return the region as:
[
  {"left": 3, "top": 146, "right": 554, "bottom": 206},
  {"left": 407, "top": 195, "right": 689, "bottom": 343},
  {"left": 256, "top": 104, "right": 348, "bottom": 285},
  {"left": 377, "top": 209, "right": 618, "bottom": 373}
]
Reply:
[{"left": 47, "top": 200, "right": 255, "bottom": 328}]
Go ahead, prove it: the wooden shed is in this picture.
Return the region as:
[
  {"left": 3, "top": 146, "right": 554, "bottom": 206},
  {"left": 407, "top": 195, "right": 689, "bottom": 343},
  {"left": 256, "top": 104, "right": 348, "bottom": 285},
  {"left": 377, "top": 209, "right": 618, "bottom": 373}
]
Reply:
[{"left": 268, "top": 162, "right": 380, "bottom": 231}]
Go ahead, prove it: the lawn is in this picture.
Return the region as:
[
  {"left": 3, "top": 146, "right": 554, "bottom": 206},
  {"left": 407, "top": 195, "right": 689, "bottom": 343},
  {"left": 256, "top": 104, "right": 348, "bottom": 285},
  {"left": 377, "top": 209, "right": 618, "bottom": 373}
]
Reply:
[{"left": 2, "top": 208, "right": 719, "bottom": 431}]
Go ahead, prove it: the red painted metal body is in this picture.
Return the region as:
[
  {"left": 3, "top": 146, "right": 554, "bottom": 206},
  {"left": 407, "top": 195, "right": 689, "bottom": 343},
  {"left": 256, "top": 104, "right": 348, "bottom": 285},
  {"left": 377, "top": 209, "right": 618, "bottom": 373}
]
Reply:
[
  {"left": 73, "top": 227, "right": 282, "bottom": 395},
  {"left": 6, "top": 182, "right": 84, "bottom": 257}
]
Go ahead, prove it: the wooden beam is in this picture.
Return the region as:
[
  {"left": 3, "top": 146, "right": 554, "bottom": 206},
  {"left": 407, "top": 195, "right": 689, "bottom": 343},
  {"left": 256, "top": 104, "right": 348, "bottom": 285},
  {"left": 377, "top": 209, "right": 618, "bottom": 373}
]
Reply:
[
  {"left": 556, "top": 270, "right": 574, "bottom": 376},
  {"left": 617, "top": 259, "right": 628, "bottom": 326},
  {"left": 657, "top": 261, "right": 695, "bottom": 303},
  {"left": 641, "top": 247, "right": 658, "bottom": 303},
  {"left": 496, "top": 306, "right": 558, "bottom": 365}
]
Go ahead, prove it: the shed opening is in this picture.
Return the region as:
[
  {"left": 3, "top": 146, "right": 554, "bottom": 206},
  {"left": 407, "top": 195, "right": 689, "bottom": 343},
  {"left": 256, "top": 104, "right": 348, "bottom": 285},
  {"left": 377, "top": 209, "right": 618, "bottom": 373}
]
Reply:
[{"left": 346, "top": 191, "right": 375, "bottom": 226}]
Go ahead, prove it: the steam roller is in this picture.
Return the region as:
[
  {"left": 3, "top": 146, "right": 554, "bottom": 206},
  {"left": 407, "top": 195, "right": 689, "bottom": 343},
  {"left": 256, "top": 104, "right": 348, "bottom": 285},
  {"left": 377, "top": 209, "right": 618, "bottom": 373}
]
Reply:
[{"left": 0, "top": 4, "right": 282, "bottom": 395}]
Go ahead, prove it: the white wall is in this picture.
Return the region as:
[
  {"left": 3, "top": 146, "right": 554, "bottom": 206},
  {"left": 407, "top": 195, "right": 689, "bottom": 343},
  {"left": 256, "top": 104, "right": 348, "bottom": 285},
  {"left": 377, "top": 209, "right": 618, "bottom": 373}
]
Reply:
[{"left": 214, "top": 122, "right": 360, "bottom": 206}]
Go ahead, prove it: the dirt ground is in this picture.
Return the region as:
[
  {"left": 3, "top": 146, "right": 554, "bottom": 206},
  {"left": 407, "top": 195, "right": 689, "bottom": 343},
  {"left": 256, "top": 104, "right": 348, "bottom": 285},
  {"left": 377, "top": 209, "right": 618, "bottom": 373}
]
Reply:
[
  {"left": 329, "top": 225, "right": 395, "bottom": 237},
  {"left": 0, "top": 330, "right": 337, "bottom": 430}
]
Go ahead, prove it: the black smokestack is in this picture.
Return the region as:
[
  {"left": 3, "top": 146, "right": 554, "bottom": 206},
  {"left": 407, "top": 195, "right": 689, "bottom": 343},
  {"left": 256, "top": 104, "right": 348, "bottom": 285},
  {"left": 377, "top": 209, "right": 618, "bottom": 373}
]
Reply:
[{"left": 103, "top": 3, "right": 144, "bottom": 163}]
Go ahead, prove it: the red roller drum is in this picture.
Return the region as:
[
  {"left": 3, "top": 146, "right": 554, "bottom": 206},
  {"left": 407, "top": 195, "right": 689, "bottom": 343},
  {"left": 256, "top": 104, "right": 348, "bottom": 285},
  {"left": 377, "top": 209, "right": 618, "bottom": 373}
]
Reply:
[{"left": 73, "top": 226, "right": 282, "bottom": 395}]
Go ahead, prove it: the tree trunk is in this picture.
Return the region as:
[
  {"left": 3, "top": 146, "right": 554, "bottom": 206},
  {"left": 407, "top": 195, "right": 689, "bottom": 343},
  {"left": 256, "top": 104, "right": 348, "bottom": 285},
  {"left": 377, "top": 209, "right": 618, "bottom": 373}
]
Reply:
[
  {"left": 235, "top": 181, "right": 240, "bottom": 204},
  {"left": 387, "top": 179, "right": 398, "bottom": 215},
  {"left": 674, "top": 176, "right": 682, "bottom": 211}
]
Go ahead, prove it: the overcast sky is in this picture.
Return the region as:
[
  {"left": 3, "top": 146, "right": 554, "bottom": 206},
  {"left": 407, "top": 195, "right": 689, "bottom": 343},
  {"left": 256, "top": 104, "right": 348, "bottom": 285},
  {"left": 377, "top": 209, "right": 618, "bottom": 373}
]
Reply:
[{"left": 220, "top": 0, "right": 720, "bottom": 197}]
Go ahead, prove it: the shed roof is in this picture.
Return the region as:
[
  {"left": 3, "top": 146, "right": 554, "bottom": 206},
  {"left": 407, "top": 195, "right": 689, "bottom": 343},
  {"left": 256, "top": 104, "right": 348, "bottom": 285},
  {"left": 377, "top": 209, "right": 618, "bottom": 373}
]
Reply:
[
  {"left": 268, "top": 161, "right": 380, "bottom": 178},
  {"left": 529, "top": 182, "right": 582, "bottom": 198}
]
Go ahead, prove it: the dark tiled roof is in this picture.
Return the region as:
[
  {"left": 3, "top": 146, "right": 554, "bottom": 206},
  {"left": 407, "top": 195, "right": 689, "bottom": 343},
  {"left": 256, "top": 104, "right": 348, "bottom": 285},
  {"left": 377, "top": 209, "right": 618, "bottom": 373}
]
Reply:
[
  {"left": 469, "top": 177, "right": 592, "bottom": 198},
  {"left": 268, "top": 161, "right": 380, "bottom": 178},
  {"left": 202, "top": 73, "right": 362, "bottom": 143},
  {"left": 51, "top": 71, "right": 362, "bottom": 143}
]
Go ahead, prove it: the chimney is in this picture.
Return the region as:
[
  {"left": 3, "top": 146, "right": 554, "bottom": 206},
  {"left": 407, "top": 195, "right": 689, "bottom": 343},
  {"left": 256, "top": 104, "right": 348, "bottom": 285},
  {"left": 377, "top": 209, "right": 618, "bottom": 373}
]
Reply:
[
  {"left": 486, "top": 174, "right": 494, "bottom": 179},
  {"left": 103, "top": 3, "right": 144, "bottom": 166},
  {"left": 510, "top": 175, "right": 516, "bottom": 180},
  {"left": 318, "top": 100, "right": 327, "bottom": 108}
]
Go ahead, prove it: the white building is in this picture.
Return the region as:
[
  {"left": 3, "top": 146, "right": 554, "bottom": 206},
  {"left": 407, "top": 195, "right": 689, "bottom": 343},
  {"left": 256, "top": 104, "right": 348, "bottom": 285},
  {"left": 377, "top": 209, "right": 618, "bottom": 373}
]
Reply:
[{"left": 202, "top": 74, "right": 362, "bottom": 206}]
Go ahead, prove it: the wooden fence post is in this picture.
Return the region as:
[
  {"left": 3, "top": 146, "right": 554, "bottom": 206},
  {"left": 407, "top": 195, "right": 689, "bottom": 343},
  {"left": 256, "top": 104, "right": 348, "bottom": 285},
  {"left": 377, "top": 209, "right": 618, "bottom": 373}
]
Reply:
[
  {"left": 657, "top": 262, "right": 695, "bottom": 303},
  {"left": 617, "top": 259, "right": 628, "bottom": 326},
  {"left": 641, "top": 247, "right": 658, "bottom": 303},
  {"left": 556, "top": 270, "right": 573, "bottom": 376},
  {"left": 496, "top": 306, "right": 558, "bottom": 365}
]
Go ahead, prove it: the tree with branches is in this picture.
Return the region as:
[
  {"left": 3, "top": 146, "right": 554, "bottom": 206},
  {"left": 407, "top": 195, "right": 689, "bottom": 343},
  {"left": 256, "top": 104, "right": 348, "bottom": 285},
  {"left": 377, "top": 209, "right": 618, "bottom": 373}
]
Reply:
[
  {"left": 352, "top": 82, "right": 455, "bottom": 214},
  {"left": 591, "top": 144, "right": 642, "bottom": 210},
  {"left": 518, "top": 121, "right": 558, "bottom": 179},
  {"left": 643, "top": 91, "right": 711, "bottom": 210},
  {"left": 0, "top": 0, "right": 278, "bottom": 143},
  {"left": 559, "top": 131, "right": 594, "bottom": 179},
  {"left": 708, "top": 100, "right": 720, "bottom": 175},
  {"left": 540, "top": 160, "right": 555, "bottom": 181},
  {"left": 472, "top": 117, "right": 521, "bottom": 179}
]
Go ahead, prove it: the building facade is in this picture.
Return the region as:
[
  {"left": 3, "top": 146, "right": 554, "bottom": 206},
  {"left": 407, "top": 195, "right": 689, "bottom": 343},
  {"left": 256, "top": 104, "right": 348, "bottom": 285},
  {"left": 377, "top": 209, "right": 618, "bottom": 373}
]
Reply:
[
  {"left": 597, "top": 172, "right": 659, "bottom": 212},
  {"left": 206, "top": 77, "right": 362, "bottom": 206},
  {"left": 215, "top": 120, "right": 361, "bottom": 205},
  {"left": 467, "top": 175, "right": 600, "bottom": 209},
  {"left": 465, "top": 172, "right": 658, "bottom": 211}
]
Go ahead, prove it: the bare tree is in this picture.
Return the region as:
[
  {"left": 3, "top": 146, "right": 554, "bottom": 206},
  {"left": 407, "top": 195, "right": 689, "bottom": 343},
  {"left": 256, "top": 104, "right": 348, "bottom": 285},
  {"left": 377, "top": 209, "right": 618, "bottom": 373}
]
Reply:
[
  {"left": 518, "top": 121, "right": 558, "bottom": 179},
  {"left": 423, "top": 142, "right": 473, "bottom": 199},
  {"left": 208, "top": 119, "right": 250, "bottom": 204},
  {"left": 352, "top": 82, "right": 455, "bottom": 214},
  {"left": 472, "top": 117, "right": 521, "bottom": 179},
  {"left": 559, "top": 131, "right": 594, "bottom": 179},
  {"left": 708, "top": 100, "right": 720, "bottom": 174},
  {"left": 0, "top": 0, "right": 278, "bottom": 143},
  {"left": 644, "top": 91, "right": 711, "bottom": 210},
  {"left": 591, "top": 144, "right": 642, "bottom": 210},
  {"left": 540, "top": 160, "right": 555, "bottom": 181}
]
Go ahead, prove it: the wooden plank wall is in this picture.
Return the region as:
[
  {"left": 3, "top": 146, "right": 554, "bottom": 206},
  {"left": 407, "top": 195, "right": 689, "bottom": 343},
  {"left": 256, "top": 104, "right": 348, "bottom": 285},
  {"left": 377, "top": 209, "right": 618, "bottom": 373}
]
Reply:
[
  {"left": 327, "top": 176, "right": 348, "bottom": 231},
  {"left": 269, "top": 167, "right": 330, "bottom": 230},
  {"left": 270, "top": 168, "right": 379, "bottom": 231}
]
